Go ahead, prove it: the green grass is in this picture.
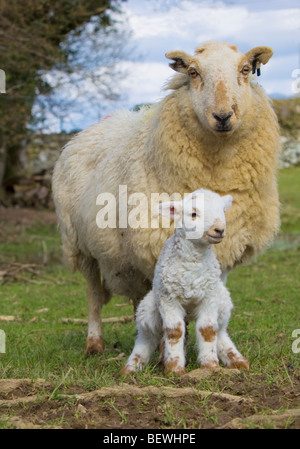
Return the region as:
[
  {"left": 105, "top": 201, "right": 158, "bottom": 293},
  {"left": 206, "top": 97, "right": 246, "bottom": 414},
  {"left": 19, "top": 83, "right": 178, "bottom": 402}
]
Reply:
[
  {"left": 0, "top": 167, "right": 299, "bottom": 388},
  {"left": 279, "top": 166, "right": 300, "bottom": 234}
]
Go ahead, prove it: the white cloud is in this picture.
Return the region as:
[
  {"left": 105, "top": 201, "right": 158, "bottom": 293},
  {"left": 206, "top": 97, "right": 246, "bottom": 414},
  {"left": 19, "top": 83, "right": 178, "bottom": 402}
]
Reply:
[
  {"left": 113, "top": 61, "right": 171, "bottom": 109},
  {"left": 125, "top": 1, "right": 300, "bottom": 46}
]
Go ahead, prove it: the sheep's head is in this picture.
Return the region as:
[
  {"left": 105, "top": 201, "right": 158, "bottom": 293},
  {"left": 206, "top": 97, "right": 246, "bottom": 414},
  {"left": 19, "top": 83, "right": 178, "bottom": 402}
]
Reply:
[
  {"left": 166, "top": 41, "right": 273, "bottom": 136},
  {"left": 159, "top": 189, "right": 232, "bottom": 244}
]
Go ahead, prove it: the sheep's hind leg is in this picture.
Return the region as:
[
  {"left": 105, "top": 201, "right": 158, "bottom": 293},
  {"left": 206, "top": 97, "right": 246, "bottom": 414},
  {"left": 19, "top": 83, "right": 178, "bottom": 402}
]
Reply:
[{"left": 79, "top": 255, "right": 111, "bottom": 357}]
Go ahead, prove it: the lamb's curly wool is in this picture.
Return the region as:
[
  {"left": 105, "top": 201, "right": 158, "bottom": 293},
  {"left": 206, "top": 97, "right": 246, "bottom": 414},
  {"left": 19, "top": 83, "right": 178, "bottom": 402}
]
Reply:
[{"left": 52, "top": 41, "right": 280, "bottom": 355}]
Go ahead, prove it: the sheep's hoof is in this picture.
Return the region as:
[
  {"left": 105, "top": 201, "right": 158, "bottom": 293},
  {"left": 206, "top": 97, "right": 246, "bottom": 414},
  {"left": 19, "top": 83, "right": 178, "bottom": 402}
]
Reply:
[{"left": 85, "top": 336, "right": 105, "bottom": 357}]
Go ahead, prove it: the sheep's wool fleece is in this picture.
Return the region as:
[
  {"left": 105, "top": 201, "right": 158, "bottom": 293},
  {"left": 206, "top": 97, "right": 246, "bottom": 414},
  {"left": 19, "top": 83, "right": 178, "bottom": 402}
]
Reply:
[{"left": 53, "top": 61, "right": 280, "bottom": 300}]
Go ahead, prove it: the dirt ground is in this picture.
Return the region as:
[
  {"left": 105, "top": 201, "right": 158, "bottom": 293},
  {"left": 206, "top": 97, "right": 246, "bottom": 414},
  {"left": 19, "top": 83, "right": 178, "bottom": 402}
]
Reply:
[
  {"left": 0, "top": 207, "right": 57, "bottom": 246},
  {"left": 0, "top": 207, "right": 57, "bottom": 226},
  {"left": 0, "top": 371, "right": 299, "bottom": 429}
]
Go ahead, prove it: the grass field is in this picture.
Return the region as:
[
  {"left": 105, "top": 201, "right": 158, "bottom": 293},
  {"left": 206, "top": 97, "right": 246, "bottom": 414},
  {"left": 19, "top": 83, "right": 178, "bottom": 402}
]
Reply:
[{"left": 0, "top": 167, "right": 299, "bottom": 429}]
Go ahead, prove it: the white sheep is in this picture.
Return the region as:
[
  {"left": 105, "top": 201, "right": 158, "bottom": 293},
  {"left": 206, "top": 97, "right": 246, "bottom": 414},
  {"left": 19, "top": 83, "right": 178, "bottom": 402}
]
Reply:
[
  {"left": 122, "top": 189, "right": 249, "bottom": 376},
  {"left": 52, "top": 41, "right": 280, "bottom": 356}
]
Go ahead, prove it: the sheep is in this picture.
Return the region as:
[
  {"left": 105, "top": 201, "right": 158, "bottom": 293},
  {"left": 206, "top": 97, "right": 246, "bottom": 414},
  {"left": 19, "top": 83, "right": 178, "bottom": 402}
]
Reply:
[
  {"left": 122, "top": 189, "right": 249, "bottom": 376},
  {"left": 52, "top": 41, "right": 280, "bottom": 357}
]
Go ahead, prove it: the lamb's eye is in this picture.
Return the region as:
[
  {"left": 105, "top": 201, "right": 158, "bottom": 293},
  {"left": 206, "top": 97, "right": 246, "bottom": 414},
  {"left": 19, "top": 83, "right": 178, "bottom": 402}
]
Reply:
[
  {"left": 241, "top": 65, "right": 250, "bottom": 76},
  {"left": 189, "top": 69, "right": 198, "bottom": 78},
  {"left": 191, "top": 212, "right": 197, "bottom": 218}
]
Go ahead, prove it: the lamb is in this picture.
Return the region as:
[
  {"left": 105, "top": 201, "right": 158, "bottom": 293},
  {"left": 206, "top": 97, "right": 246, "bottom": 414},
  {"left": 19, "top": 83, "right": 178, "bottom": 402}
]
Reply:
[
  {"left": 122, "top": 189, "right": 249, "bottom": 376},
  {"left": 52, "top": 41, "right": 280, "bottom": 357}
]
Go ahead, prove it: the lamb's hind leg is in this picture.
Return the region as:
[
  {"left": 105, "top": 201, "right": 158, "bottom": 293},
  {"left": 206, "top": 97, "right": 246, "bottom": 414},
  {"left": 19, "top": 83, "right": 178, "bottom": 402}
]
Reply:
[
  {"left": 122, "top": 291, "right": 161, "bottom": 375},
  {"left": 217, "top": 292, "right": 249, "bottom": 370},
  {"left": 78, "top": 255, "right": 111, "bottom": 356}
]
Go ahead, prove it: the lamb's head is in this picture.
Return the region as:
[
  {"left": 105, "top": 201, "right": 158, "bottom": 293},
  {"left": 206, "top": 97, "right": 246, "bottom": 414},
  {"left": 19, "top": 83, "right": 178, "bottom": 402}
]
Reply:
[
  {"left": 159, "top": 189, "right": 233, "bottom": 244},
  {"left": 166, "top": 41, "right": 273, "bottom": 136}
]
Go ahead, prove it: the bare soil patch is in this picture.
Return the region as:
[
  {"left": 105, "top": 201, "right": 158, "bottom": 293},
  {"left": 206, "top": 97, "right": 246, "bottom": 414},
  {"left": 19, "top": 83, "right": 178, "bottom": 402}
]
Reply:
[
  {"left": 0, "top": 207, "right": 57, "bottom": 227},
  {"left": 0, "top": 371, "right": 299, "bottom": 429},
  {"left": 0, "top": 207, "right": 57, "bottom": 248}
]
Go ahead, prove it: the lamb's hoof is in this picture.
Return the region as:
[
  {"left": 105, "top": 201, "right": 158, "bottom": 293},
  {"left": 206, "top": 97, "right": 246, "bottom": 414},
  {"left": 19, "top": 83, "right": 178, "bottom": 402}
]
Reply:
[
  {"left": 200, "top": 360, "right": 219, "bottom": 369},
  {"left": 85, "top": 336, "right": 105, "bottom": 357},
  {"left": 121, "top": 365, "right": 135, "bottom": 376},
  {"left": 164, "top": 366, "right": 186, "bottom": 377},
  {"left": 226, "top": 357, "right": 250, "bottom": 371}
]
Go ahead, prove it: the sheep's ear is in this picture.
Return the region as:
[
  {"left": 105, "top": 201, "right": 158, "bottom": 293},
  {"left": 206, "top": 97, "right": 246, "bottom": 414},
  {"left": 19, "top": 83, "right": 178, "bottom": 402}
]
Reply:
[
  {"left": 245, "top": 46, "right": 273, "bottom": 65},
  {"left": 245, "top": 46, "right": 273, "bottom": 75},
  {"left": 222, "top": 195, "right": 233, "bottom": 212},
  {"left": 165, "top": 51, "right": 192, "bottom": 74},
  {"left": 158, "top": 201, "right": 182, "bottom": 221}
]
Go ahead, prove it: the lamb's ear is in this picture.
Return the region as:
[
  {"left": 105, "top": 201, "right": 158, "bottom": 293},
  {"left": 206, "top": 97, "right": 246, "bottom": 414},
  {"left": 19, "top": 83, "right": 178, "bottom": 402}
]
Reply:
[
  {"left": 158, "top": 201, "right": 182, "bottom": 221},
  {"left": 165, "top": 51, "right": 192, "bottom": 74},
  {"left": 245, "top": 46, "right": 273, "bottom": 75},
  {"left": 222, "top": 195, "right": 233, "bottom": 212}
]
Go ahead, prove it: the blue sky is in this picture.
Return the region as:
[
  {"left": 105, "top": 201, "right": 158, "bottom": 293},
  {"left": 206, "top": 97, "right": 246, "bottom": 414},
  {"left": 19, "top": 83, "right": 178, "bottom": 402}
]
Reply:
[{"left": 36, "top": 0, "right": 300, "bottom": 132}]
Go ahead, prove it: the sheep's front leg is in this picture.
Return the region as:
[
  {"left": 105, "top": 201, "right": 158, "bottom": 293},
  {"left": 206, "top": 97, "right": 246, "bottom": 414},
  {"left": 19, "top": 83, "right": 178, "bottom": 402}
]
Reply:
[
  {"left": 122, "top": 291, "right": 162, "bottom": 375},
  {"left": 195, "top": 296, "right": 219, "bottom": 369},
  {"left": 160, "top": 301, "right": 186, "bottom": 376},
  {"left": 217, "top": 289, "right": 249, "bottom": 370}
]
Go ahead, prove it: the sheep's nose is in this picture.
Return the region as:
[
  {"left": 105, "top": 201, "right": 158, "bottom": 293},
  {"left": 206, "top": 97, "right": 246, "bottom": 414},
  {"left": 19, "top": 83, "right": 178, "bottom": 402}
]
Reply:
[{"left": 212, "top": 112, "right": 233, "bottom": 125}]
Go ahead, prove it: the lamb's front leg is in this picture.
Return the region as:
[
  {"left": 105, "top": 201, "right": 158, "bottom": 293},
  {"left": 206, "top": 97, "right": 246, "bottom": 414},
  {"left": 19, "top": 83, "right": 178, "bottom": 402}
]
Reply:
[
  {"left": 217, "top": 288, "right": 249, "bottom": 370},
  {"left": 195, "top": 296, "right": 219, "bottom": 369},
  {"left": 160, "top": 300, "right": 186, "bottom": 376}
]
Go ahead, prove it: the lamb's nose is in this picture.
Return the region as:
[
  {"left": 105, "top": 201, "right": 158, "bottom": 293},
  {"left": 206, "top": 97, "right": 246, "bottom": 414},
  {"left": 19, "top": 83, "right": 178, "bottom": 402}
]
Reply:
[
  {"left": 212, "top": 112, "right": 233, "bottom": 125},
  {"left": 214, "top": 227, "right": 224, "bottom": 237}
]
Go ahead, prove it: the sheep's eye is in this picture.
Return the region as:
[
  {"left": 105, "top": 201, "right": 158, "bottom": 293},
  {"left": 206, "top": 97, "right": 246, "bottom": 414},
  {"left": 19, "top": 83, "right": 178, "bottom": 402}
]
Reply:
[
  {"left": 189, "top": 69, "right": 198, "bottom": 78},
  {"left": 191, "top": 212, "right": 197, "bottom": 218},
  {"left": 241, "top": 65, "right": 250, "bottom": 76}
]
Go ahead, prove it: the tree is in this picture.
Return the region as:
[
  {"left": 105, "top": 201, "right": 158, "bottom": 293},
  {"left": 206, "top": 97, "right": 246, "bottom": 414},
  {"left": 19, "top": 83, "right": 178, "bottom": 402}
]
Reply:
[{"left": 0, "top": 0, "right": 128, "bottom": 192}]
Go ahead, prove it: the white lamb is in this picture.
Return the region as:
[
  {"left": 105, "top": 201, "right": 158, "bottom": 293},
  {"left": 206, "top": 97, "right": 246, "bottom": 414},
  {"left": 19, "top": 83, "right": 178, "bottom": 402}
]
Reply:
[{"left": 123, "top": 189, "right": 249, "bottom": 376}]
